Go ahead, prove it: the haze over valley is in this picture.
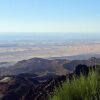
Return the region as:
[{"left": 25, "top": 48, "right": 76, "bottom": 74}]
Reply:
[{"left": 0, "top": 33, "right": 100, "bottom": 63}]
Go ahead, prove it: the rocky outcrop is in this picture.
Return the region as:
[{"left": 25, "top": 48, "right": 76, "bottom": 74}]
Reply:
[
  {"left": 0, "top": 75, "right": 66, "bottom": 100},
  {"left": 0, "top": 76, "right": 38, "bottom": 100},
  {"left": 0, "top": 64, "right": 99, "bottom": 100}
]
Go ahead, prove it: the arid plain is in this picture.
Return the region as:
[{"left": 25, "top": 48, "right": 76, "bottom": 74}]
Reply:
[{"left": 0, "top": 41, "right": 100, "bottom": 62}]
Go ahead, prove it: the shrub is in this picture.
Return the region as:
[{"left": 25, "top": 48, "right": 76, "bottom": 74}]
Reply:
[{"left": 50, "top": 71, "right": 100, "bottom": 100}]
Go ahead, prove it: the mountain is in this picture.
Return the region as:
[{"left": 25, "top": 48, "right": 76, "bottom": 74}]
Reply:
[
  {"left": 0, "top": 57, "right": 100, "bottom": 76},
  {"left": 0, "top": 58, "right": 68, "bottom": 76},
  {"left": 0, "top": 64, "right": 99, "bottom": 100}
]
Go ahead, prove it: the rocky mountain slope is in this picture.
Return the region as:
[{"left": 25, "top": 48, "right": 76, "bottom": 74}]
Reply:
[
  {"left": 0, "top": 57, "right": 100, "bottom": 76},
  {"left": 0, "top": 64, "right": 99, "bottom": 100}
]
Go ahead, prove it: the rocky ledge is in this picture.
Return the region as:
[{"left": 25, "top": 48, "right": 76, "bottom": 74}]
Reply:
[{"left": 0, "top": 65, "right": 99, "bottom": 100}]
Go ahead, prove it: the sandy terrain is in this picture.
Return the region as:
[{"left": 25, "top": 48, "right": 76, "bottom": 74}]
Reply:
[{"left": 0, "top": 42, "right": 100, "bottom": 62}]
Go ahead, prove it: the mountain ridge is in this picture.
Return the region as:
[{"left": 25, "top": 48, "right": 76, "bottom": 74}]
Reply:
[{"left": 0, "top": 57, "right": 100, "bottom": 76}]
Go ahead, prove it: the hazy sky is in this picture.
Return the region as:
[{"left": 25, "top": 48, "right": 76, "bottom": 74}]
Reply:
[{"left": 0, "top": 0, "right": 100, "bottom": 33}]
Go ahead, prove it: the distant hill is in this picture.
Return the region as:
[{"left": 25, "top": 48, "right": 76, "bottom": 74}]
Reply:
[
  {"left": 0, "top": 57, "right": 100, "bottom": 76},
  {"left": 0, "top": 58, "right": 68, "bottom": 75},
  {"left": 49, "top": 53, "right": 100, "bottom": 60},
  {"left": 0, "top": 62, "right": 15, "bottom": 67}
]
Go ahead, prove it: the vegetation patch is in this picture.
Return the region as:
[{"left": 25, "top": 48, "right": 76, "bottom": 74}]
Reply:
[{"left": 50, "top": 71, "right": 100, "bottom": 100}]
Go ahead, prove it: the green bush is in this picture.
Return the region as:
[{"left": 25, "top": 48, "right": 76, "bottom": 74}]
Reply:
[{"left": 50, "top": 71, "right": 100, "bottom": 100}]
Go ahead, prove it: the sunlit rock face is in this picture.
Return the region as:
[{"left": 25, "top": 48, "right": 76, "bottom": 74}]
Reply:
[{"left": 0, "top": 77, "right": 12, "bottom": 83}]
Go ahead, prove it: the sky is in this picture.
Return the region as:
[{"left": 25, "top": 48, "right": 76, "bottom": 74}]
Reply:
[{"left": 0, "top": 0, "right": 100, "bottom": 33}]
